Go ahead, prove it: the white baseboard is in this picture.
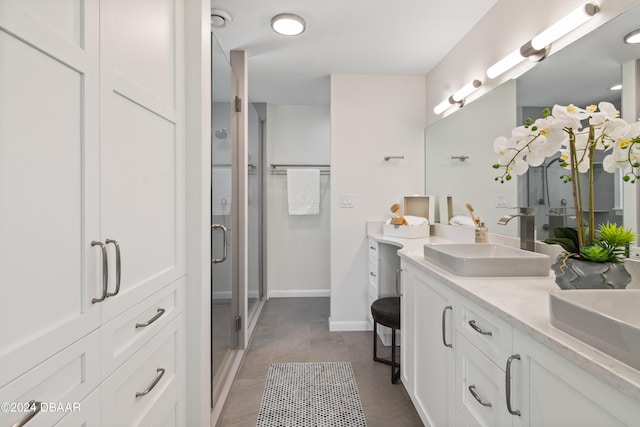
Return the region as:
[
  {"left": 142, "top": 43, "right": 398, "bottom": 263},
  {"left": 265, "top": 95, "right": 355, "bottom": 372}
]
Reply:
[
  {"left": 212, "top": 290, "right": 260, "bottom": 300},
  {"left": 329, "top": 318, "right": 372, "bottom": 332},
  {"left": 267, "top": 289, "right": 330, "bottom": 298}
]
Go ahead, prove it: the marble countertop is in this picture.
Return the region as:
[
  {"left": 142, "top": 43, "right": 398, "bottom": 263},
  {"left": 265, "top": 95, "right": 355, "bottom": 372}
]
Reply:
[{"left": 366, "top": 221, "right": 640, "bottom": 403}]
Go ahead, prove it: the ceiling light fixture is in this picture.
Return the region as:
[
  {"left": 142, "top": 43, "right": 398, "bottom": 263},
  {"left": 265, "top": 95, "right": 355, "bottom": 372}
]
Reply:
[
  {"left": 433, "top": 80, "right": 483, "bottom": 114},
  {"left": 486, "top": 2, "right": 599, "bottom": 80},
  {"left": 271, "top": 13, "right": 306, "bottom": 36},
  {"left": 610, "top": 84, "right": 623, "bottom": 91},
  {"left": 211, "top": 9, "right": 232, "bottom": 28},
  {"left": 624, "top": 28, "right": 640, "bottom": 44}
]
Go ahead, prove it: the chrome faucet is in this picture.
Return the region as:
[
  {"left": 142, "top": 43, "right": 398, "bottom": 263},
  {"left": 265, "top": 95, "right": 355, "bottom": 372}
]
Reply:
[{"left": 497, "top": 207, "right": 536, "bottom": 251}]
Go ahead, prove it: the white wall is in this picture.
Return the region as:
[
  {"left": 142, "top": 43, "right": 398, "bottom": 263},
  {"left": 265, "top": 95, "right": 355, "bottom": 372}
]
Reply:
[
  {"left": 425, "top": 0, "right": 640, "bottom": 127},
  {"left": 425, "top": 80, "right": 518, "bottom": 237},
  {"left": 266, "top": 104, "right": 331, "bottom": 297},
  {"left": 330, "top": 74, "right": 426, "bottom": 330}
]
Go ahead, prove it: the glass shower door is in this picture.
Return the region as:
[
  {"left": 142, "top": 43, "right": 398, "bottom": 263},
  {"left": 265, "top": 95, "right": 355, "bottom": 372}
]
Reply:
[{"left": 211, "top": 35, "right": 238, "bottom": 400}]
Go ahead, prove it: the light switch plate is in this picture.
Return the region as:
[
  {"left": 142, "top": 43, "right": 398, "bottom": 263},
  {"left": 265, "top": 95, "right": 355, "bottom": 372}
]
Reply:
[
  {"left": 341, "top": 194, "right": 354, "bottom": 208},
  {"left": 496, "top": 194, "right": 509, "bottom": 208}
]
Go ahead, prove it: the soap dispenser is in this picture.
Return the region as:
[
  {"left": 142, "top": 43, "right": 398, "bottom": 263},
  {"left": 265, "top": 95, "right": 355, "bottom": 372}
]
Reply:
[{"left": 475, "top": 219, "right": 488, "bottom": 243}]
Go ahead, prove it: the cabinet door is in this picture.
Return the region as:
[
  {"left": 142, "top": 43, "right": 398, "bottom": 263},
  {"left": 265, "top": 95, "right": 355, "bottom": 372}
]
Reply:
[
  {"left": 0, "top": 0, "right": 101, "bottom": 385},
  {"left": 413, "top": 270, "right": 455, "bottom": 427},
  {"left": 400, "top": 262, "right": 415, "bottom": 394},
  {"left": 98, "top": 0, "right": 185, "bottom": 322},
  {"left": 513, "top": 330, "right": 640, "bottom": 427}
]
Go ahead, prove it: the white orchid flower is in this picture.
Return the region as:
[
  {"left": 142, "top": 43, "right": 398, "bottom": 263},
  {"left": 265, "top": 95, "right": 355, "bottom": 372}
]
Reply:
[{"left": 552, "top": 104, "right": 589, "bottom": 130}]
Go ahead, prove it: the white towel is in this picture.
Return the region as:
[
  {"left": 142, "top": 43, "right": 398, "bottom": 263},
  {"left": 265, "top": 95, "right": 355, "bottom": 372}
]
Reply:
[
  {"left": 287, "top": 169, "right": 320, "bottom": 215},
  {"left": 212, "top": 167, "right": 231, "bottom": 215}
]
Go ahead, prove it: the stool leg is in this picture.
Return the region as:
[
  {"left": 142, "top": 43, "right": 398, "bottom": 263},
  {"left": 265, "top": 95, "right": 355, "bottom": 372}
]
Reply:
[
  {"left": 372, "top": 320, "right": 377, "bottom": 361},
  {"left": 391, "top": 327, "right": 397, "bottom": 384}
]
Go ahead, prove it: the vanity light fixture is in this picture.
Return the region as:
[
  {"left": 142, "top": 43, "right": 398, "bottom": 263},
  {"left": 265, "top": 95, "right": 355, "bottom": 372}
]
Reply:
[
  {"left": 433, "top": 96, "right": 457, "bottom": 115},
  {"left": 451, "top": 80, "right": 482, "bottom": 103},
  {"left": 624, "top": 29, "right": 640, "bottom": 44},
  {"left": 271, "top": 13, "right": 306, "bottom": 36},
  {"left": 433, "top": 80, "right": 483, "bottom": 115},
  {"left": 486, "top": 2, "right": 599, "bottom": 80},
  {"left": 530, "top": 2, "right": 600, "bottom": 51}
]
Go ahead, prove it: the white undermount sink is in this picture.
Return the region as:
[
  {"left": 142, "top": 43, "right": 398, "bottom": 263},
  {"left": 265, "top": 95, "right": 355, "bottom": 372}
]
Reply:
[
  {"left": 550, "top": 290, "right": 640, "bottom": 371},
  {"left": 422, "top": 243, "right": 550, "bottom": 277}
]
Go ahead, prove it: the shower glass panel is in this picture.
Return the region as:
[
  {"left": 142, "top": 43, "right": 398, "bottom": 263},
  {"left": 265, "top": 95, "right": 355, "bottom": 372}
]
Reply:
[
  {"left": 247, "top": 101, "right": 264, "bottom": 321},
  {"left": 211, "top": 35, "right": 238, "bottom": 400}
]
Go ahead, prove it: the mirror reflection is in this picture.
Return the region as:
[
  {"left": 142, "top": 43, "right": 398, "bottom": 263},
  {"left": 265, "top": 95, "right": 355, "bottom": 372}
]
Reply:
[{"left": 427, "top": 4, "right": 640, "bottom": 240}]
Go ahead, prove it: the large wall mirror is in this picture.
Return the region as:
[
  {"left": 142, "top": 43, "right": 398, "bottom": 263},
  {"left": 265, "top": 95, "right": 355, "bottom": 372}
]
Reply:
[{"left": 426, "top": 4, "right": 640, "bottom": 239}]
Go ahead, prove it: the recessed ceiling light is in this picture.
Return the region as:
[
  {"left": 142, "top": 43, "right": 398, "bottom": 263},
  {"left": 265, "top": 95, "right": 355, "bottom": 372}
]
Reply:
[
  {"left": 271, "top": 13, "right": 305, "bottom": 36},
  {"left": 624, "top": 28, "right": 640, "bottom": 44},
  {"left": 610, "top": 84, "right": 623, "bottom": 91},
  {"left": 211, "top": 9, "right": 232, "bottom": 28}
]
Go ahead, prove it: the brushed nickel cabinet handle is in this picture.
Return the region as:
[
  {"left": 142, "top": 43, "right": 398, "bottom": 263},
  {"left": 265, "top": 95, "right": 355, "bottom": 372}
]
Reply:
[
  {"left": 105, "top": 239, "right": 121, "bottom": 297},
  {"left": 211, "top": 224, "right": 228, "bottom": 264},
  {"left": 135, "top": 368, "right": 166, "bottom": 398},
  {"left": 11, "top": 400, "right": 41, "bottom": 427},
  {"left": 91, "top": 241, "right": 108, "bottom": 303},
  {"left": 506, "top": 354, "right": 522, "bottom": 416},
  {"left": 369, "top": 272, "right": 376, "bottom": 277},
  {"left": 468, "top": 385, "right": 492, "bottom": 407},
  {"left": 469, "top": 319, "right": 493, "bottom": 336},
  {"left": 135, "top": 308, "right": 166, "bottom": 329},
  {"left": 442, "top": 305, "right": 453, "bottom": 348}
]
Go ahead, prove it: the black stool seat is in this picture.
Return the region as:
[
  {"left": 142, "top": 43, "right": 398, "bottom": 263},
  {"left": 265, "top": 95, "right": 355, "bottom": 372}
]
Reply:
[
  {"left": 371, "top": 296, "right": 401, "bottom": 384},
  {"left": 371, "top": 297, "right": 400, "bottom": 329}
]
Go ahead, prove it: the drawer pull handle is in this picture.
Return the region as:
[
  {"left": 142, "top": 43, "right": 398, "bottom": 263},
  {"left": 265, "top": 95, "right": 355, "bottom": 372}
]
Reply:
[
  {"left": 91, "top": 241, "right": 108, "bottom": 304},
  {"left": 506, "top": 354, "right": 522, "bottom": 416},
  {"left": 469, "top": 320, "right": 493, "bottom": 336},
  {"left": 11, "top": 400, "right": 41, "bottom": 427},
  {"left": 442, "top": 305, "right": 453, "bottom": 348},
  {"left": 370, "top": 246, "right": 376, "bottom": 250},
  {"left": 136, "top": 368, "right": 166, "bottom": 398},
  {"left": 136, "top": 308, "right": 166, "bottom": 329},
  {"left": 468, "top": 385, "right": 492, "bottom": 407},
  {"left": 105, "top": 239, "right": 121, "bottom": 297},
  {"left": 369, "top": 272, "right": 376, "bottom": 277}
]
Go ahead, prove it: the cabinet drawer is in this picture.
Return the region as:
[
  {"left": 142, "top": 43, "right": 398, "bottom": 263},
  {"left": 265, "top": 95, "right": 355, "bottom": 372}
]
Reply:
[
  {"left": 368, "top": 282, "right": 378, "bottom": 323},
  {"left": 456, "top": 333, "right": 510, "bottom": 427},
  {"left": 457, "top": 297, "right": 512, "bottom": 367},
  {"left": 101, "top": 278, "right": 184, "bottom": 378},
  {"left": 368, "top": 239, "right": 379, "bottom": 260},
  {"left": 101, "top": 316, "right": 182, "bottom": 427},
  {"left": 0, "top": 331, "right": 100, "bottom": 427},
  {"left": 54, "top": 387, "right": 100, "bottom": 426},
  {"left": 368, "top": 257, "right": 379, "bottom": 287}
]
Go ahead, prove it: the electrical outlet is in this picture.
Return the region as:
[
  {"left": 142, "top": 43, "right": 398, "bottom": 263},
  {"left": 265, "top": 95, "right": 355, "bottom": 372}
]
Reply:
[{"left": 340, "top": 194, "right": 354, "bottom": 208}]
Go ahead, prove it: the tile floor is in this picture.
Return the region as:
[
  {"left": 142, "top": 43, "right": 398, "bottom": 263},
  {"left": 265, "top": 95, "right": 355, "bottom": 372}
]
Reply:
[{"left": 218, "top": 297, "right": 423, "bottom": 427}]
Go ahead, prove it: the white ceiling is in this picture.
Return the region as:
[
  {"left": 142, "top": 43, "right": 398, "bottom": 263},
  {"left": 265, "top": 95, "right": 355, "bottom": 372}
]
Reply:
[{"left": 211, "top": 0, "right": 498, "bottom": 105}]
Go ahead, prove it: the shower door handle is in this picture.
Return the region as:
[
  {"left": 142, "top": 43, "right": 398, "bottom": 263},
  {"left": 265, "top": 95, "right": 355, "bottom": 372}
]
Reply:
[{"left": 212, "top": 224, "right": 228, "bottom": 264}]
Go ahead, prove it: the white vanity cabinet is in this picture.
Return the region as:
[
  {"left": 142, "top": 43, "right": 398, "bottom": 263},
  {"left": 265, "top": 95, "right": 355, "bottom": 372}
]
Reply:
[
  {"left": 401, "top": 260, "right": 455, "bottom": 427},
  {"left": 511, "top": 330, "right": 640, "bottom": 427},
  {"left": 369, "top": 239, "right": 401, "bottom": 345},
  {"left": 0, "top": 1, "right": 186, "bottom": 424},
  {"left": 401, "top": 253, "right": 640, "bottom": 427}
]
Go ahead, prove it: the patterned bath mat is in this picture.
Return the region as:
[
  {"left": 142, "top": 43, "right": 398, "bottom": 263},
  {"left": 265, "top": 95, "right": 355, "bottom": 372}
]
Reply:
[{"left": 256, "top": 362, "right": 367, "bottom": 427}]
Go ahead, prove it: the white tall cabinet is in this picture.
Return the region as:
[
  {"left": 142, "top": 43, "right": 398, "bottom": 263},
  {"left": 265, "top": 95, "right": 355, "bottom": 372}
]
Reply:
[{"left": 0, "top": 0, "right": 186, "bottom": 425}]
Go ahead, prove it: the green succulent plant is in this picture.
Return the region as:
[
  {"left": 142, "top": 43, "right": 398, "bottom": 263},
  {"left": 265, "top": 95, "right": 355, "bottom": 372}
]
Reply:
[{"left": 544, "top": 222, "right": 636, "bottom": 263}]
